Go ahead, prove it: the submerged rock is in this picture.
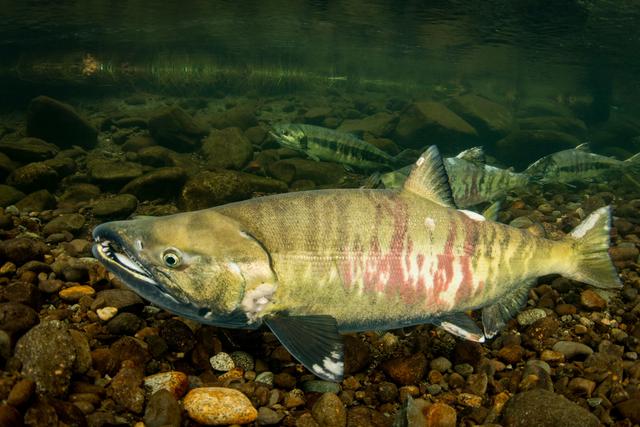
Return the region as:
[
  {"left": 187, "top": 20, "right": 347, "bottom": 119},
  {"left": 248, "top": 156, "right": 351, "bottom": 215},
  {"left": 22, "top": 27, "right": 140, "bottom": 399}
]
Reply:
[
  {"left": 92, "top": 194, "right": 138, "bottom": 218},
  {"left": 183, "top": 387, "right": 257, "bottom": 425},
  {"left": 88, "top": 159, "right": 144, "bottom": 187},
  {"left": 14, "top": 189, "right": 56, "bottom": 212},
  {"left": 180, "top": 169, "right": 287, "bottom": 211},
  {"left": 120, "top": 167, "right": 187, "bottom": 201},
  {"left": 0, "top": 152, "right": 15, "bottom": 180},
  {"left": 518, "top": 116, "right": 588, "bottom": 138},
  {"left": 144, "top": 389, "right": 182, "bottom": 427},
  {"left": 210, "top": 103, "right": 258, "bottom": 130},
  {"left": 202, "top": 127, "right": 253, "bottom": 170},
  {"left": 0, "top": 184, "right": 25, "bottom": 207},
  {"left": 337, "top": 112, "right": 397, "bottom": 137},
  {"left": 7, "top": 162, "right": 58, "bottom": 192},
  {"left": 14, "top": 320, "right": 76, "bottom": 397},
  {"left": 394, "top": 100, "right": 478, "bottom": 151},
  {"left": 448, "top": 94, "right": 514, "bottom": 140},
  {"left": 501, "top": 389, "right": 600, "bottom": 427},
  {"left": 148, "top": 107, "right": 208, "bottom": 152},
  {"left": 495, "top": 130, "right": 580, "bottom": 170},
  {"left": 267, "top": 158, "right": 345, "bottom": 185},
  {"left": 26, "top": 96, "right": 97, "bottom": 149},
  {"left": 0, "top": 137, "right": 59, "bottom": 162}
]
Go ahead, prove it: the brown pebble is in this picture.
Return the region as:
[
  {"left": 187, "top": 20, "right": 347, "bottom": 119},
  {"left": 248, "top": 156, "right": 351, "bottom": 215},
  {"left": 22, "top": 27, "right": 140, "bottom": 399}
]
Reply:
[
  {"left": 0, "top": 403, "right": 23, "bottom": 427},
  {"left": 59, "top": 285, "right": 95, "bottom": 302},
  {"left": 382, "top": 352, "right": 427, "bottom": 385},
  {"left": 555, "top": 303, "right": 577, "bottom": 316},
  {"left": 568, "top": 377, "right": 596, "bottom": 397},
  {"left": 424, "top": 401, "right": 457, "bottom": 427},
  {"left": 540, "top": 350, "right": 565, "bottom": 363},
  {"left": 609, "top": 245, "right": 639, "bottom": 263},
  {"left": 144, "top": 371, "right": 189, "bottom": 399},
  {"left": 311, "top": 392, "right": 346, "bottom": 427},
  {"left": 457, "top": 392, "right": 483, "bottom": 408},
  {"left": 498, "top": 344, "right": 525, "bottom": 364},
  {"left": 274, "top": 372, "right": 297, "bottom": 389},
  {"left": 7, "top": 378, "right": 35, "bottom": 407},
  {"left": 580, "top": 289, "right": 606, "bottom": 310},
  {"left": 574, "top": 324, "right": 588, "bottom": 334}
]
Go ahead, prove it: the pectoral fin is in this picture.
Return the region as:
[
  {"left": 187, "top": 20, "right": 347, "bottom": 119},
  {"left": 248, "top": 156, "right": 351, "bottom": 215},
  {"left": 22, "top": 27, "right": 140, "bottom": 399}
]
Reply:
[
  {"left": 482, "top": 282, "right": 531, "bottom": 339},
  {"left": 265, "top": 315, "right": 344, "bottom": 382},
  {"left": 433, "top": 312, "right": 485, "bottom": 342}
]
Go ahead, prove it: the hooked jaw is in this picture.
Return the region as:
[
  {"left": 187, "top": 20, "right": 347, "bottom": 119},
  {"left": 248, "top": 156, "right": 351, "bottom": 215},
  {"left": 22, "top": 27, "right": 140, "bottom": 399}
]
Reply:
[{"left": 91, "top": 223, "right": 253, "bottom": 329}]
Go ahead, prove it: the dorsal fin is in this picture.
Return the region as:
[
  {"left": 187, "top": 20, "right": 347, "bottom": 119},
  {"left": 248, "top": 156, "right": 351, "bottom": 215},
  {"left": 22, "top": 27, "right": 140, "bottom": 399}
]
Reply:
[
  {"left": 456, "top": 146, "right": 485, "bottom": 164},
  {"left": 575, "top": 143, "right": 591, "bottom": 152},
  {"left": 402, "top": 146, "right": 456, "bottom": 208}
]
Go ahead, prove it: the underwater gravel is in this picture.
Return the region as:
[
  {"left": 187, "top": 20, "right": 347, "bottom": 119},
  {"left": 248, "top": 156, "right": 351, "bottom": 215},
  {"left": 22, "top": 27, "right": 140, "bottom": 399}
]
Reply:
[{"left": 0, "top": 91, "right": 639, "bottom": 426}]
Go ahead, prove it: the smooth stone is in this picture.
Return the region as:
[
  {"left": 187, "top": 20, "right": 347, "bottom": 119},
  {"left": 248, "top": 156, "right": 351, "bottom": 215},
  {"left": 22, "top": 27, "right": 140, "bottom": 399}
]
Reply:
[
  {"left": 88, "top": 159, "right": 143, "bottom": 186},
  {"left": 424, "top": 401, "right": 457, "bottom": 427},
  {"left": 92, "top": 194, "right": 138, "bottom": 218},
  {"left": 502, "top": 389, "right": 600, "bottom": 427},
  {"left": 7, "top": 378, "right": 35, "bottom": 407},
  {"left": 148, "top": 107, "right": 208, "bottom": 152},
  {"left": 580, "top": 289, "right": 607, "bottom": 310},
  {"left": 14, "top": 189, "right": 56, "bottom": 212},
  {"left": 106, "top": 312, "right": 143, "bottom": 335},
  {"left": 0, "top": 184, "right": 25, "bottom": 207},
  {"left": 209, "top": 103, "right": 258, "bottom": 130},
  {"left": 14, "top": 320, "right": 76, "bottom": 397},
  {"left": 183, "top": 387, "right": 258, "bottom": 425},
  {"left": 449, "top": 94, "right": 514, "bottom": 140},
  {"left": 0, "top": 137, "right": 59, "bottom": 162},
  {"left": 7, "top": 162, "right": 58, "bottom": 192},
  {"left": 337, "top": 112, "right": 397, "bottom": 137},
  {"left": 0, "top": 237, "right": 49, "bottom": 264},
  {"left": 257, "top": 407, "right": 284, "bottom": 425},
  {"left": 311, "top": 392, "right": 347, "bottom": 427},
  {"left": 552, "top": 341, "right": 594, "bottom": 360},
  {"left": 120, "top": 167, "right": 186, "bottom": 201},
  {"left": 0, "top": 152, "right": 14, "bottom": 180},
  {"left": 144, "top": 389, "right": 182, "bottom": 427},
  {"left": 0, "top": 302, "right": 38, "bottom": 334},
  {"left": 382, "top": 353, "right": 427, "bottom": 385},
  {"left": 266, "top": 158, "right": 345, "bottom": 185},
  {"left": 42, "top": 213, "right": 85, "bottom": 236},
  {"left": 108, "top": 359, "right": 145, "bottom": 413},
  {"left": 43, "top": 155, "right": 76, "bottom": 177},
  {"left": 96, "top": 306, "right": 118, "bottom": 321},
  {"left": 26, "top": 96, "right": 97, "bottom": 149},
  {"left": 59, "top": 285, "right": 95, "bottom": 301},
  {"left": 69, "top": 329, "right": 92, "bottom": 374},
  {"left": 91, "top": 289, "right": 144, "bottom": 311},
  {"left": 202, "top": 127, "right": 253, "bottom": 170}
]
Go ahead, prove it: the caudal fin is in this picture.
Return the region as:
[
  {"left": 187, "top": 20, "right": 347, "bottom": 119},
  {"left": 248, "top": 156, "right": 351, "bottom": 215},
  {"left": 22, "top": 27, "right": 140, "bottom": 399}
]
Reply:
[{"left": 568, "top": 206, "right": 621, "bottom": 289}]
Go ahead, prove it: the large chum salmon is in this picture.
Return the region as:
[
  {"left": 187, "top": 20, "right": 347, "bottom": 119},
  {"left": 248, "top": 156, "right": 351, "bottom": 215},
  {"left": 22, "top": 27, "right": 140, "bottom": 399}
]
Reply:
[{"left": 92, "top": 146, "right": 620, "bottom": 381}]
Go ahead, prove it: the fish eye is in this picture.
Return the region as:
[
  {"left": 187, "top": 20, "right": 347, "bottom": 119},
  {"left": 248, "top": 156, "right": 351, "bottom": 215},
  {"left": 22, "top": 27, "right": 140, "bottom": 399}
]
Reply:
[{"left": 162, "top": 248, "right": 182, "bottom": 268}]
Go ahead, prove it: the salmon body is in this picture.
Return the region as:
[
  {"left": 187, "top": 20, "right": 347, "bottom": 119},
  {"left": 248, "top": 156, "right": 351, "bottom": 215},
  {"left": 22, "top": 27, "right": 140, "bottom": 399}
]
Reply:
[{"left": 92, "top": 146, "right": 620, "bottom": 381}]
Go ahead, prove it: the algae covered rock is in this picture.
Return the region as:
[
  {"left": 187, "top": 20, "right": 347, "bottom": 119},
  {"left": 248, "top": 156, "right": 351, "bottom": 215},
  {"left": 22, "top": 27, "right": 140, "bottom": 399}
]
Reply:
[
  {"left": 267, "top": 158, "right": 346, "bottom": 185},
  {"left": 0, "top": 137, "right": 59, "bottom": 162},
  {"left": 26, "top": 96, "right": 97, "bottom": 149},
  {"left": 394, "top": 100, "right": 478, "bottom": 151},
  {"left": 448, "top": 94, "right": 514, "bottom": 140},
  {"left": 180, "top": 169, "right": 287, "bottom": 211},
  {"left": 0, "top": 184, "right": 24, "bottom": 207},
  {"left": 7, "top": 162, "right": 59, "bottom": 192},
  {"left": 201, "top": 127, "right": 254, "bottom": 170},
  {"left": 148, "top": 107, "right": 208, "bottom": 152},
  {"left": 120, "top": 167, "right": 187, "bottom": 201}
]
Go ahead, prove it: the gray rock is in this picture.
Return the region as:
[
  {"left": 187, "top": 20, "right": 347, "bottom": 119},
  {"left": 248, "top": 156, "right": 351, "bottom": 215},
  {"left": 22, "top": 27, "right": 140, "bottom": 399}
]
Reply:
[
  {"left": 88, "top": 159, "right": 144, "bottom": 187},
  {"left": 148, "top": 107, "right": 208, "bottom": 152},
  {"left": 180, "top": 169, "right": 287, "bottom": 211},
  {"left": 7, "top": 162, "right": 58, "bottom": 192},
  {"left": 14, "top": 189, "right": 56, "bottom": 212},
  {"left": 42, "top": 213, "right": 85, "bottom": 236},
  {"left": 0, "top": 184, "right": 25, "bottom": 207},
  {"left": 430, "top": 356, "right": 452, "bottom": 373},
  {"left": 394, "top": 100, "right": 478, "bottom": 150},
  {"left": 495, "top": 130, "right": 580, "bottom": 170},
  {"left": 552, "top": 341, "right": 594, "bottom": 360},
  {"left": 106, "top": 313, "right": 143, "bottom": 336},
  {"left": 92, "top": 194, "right": 138, "bottom": 218},
  {"left": 449, "top": 94, "right": 514, "bottom": 140},
  {"left": 120, "top": 167, "right": 187, "bottom": 201},
  {"left": 14, "top": 320, "right": 76, "bottom": 397},
  {"left": 501, "top": 389, "right": 600, "bottom": 427},
  {"left": 144, "top": 390, "right": 182, "bottom": 427},
  {"left": 0, "top": 137, "right": 59, "bottom": 162},
  {"left": 26, "top": 96, "right": 97, "bottom": 149},
  {"left": 337, "top": 112, "right": 397, "bottom": 137},
  {"left": 202, "top": 127, "right": 253, "bottom": 170}
]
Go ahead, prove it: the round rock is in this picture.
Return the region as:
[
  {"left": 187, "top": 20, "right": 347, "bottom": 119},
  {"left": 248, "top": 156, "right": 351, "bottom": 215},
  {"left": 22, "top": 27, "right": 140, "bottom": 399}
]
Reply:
[
  {"left": 7, "top": 162, "right": 58, "bottom": 192},
  {"left": 14, "top": 320, "right": 76, "bottom": 397},
  {"left": 43, "top": 213, "right": 85, "bottom": 236},
  {"left": 552, "top": 341, "right": 594, "bottom": 360},
  {"left": 210, "top": 352, "right": 235, "bottom": 372},
  {"left": 311, "top": 392, "right": 347, "bottom": 427},
  {"left": 183, "top": 387, "right": 257, "bottom": 425},
  {"left": 502, "top": 389, "right": 600, "bottom": 427},
  {"left": 92, "top": 194, "right": 138, "bottom": 218}
]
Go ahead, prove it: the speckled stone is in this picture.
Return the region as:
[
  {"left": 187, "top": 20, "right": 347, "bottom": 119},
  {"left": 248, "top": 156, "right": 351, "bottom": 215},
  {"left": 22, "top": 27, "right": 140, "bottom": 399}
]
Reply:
[
  {"left": 144, "top": 371, "right": 189, "bottom": 399},
  {"left": 183, "top": 387, "right": 257, "bottom": 425},
  {"left": 517, "top": 308, "right": 547, "bottom": 326},
  {"left": 209, "top": 352, "right": 235, "bottom": 372}
]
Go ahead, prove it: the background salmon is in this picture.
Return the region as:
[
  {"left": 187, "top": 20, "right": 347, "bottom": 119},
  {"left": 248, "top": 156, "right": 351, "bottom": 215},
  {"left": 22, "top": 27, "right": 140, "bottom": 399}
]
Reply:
[{"left": 92, "top": 146, "right": 620, "bottom": 381}]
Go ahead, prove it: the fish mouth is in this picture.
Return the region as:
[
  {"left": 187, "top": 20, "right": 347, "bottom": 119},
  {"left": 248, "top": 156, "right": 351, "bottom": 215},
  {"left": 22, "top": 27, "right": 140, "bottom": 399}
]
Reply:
[{"left": 91, "top": 223, "right": 252, "bottom": 329}]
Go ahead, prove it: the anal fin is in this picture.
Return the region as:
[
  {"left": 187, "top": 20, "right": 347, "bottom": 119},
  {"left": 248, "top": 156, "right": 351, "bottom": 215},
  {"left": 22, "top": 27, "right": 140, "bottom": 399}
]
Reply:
[
  {"left": 433, "top": 312, "right": 485, "bottom": 342},
  {"left": 265, "top": 315, "right": 344, "bottom": 382},
  {"left": 482, "top": 281, "right": 532, "bottom": 339}
]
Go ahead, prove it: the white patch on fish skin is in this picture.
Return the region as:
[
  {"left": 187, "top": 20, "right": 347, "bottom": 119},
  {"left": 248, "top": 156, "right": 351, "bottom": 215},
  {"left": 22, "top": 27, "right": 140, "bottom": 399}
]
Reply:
[
  {"left": 570, "top": 208, "right": 601, "bottom": 239},
  {"left": 440, "top": 321, "right": 485, "bottom": 343},
  {"left": 322, "top": 356, "right": 344, "bottom": 377},
  {"left": 240, "top": 283, "right": 276, "bottom": 322},
  {"left": 134, "top": 239, "right": 143, "bottom": 251},
  {"left": 416, "top": 156, "right": 425, "bottom": 166},
  {"left": 227, "top": 262, "right": 242, "bottom": 276},
  {"left": 424, "top": 217, "right": 436, "bottom": 231},
  {"left": 459, "top": 210, "right": 486, "bottom": 222}
]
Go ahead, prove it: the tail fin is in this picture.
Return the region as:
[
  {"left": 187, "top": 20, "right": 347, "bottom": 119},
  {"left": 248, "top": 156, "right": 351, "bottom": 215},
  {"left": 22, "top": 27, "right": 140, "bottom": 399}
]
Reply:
[
  {"left": 568, "top": 206, "right": 621, "bottom": 289},
  {"left": 624, "top": 152, "right": 640, "bottom": 164}
]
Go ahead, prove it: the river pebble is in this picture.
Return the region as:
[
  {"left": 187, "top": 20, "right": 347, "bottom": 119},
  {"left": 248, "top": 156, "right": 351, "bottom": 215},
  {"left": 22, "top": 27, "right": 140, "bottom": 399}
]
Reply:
[{"left": 183, "top": 387, "right": 258, "bottom": 425}]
